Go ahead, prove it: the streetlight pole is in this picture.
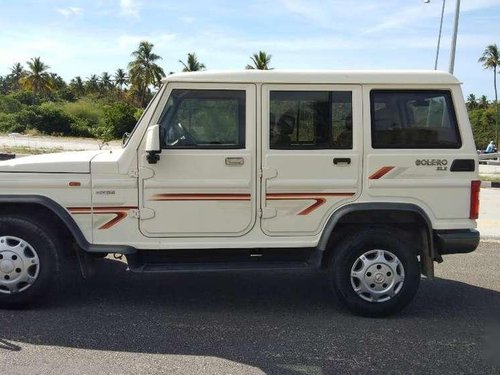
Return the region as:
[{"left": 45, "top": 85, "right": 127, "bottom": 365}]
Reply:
[
  {"left": 434, "top": 0, "right": 446, "bottom": 70},
  {"left": 448, "top": 0, "right": 460, "bottom": 74},
  {"left": 424, "top": 0, "right": 461, "bottom": 74}
]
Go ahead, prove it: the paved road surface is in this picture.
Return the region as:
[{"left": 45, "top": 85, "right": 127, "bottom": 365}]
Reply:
[{"left": 0, "top": 242, "right": 499, "bottom": 374}]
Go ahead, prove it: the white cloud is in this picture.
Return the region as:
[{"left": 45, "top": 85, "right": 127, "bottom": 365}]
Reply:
[
  {"left": 120, "top": 0, "right": 141, "bottom": 18},
  {"left": 56, "top": 7, "right": 83, "bottom": 17}
]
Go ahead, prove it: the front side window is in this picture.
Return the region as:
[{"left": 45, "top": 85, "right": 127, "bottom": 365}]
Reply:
[
  {"left": 159, "top": 89, "right": 246, "bottom": 149},
  {"left": 371, "top": 90, "right": 461, "bottom": 149},
  {"left": 270, "top": 91, "right": 353, "bottom": 149}
]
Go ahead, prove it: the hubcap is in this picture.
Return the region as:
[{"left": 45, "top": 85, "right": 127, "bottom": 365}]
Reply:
[
  {"left": 0, "top": 236, "right": 40, "bottom": 295},
  {"left": 350, "top": 249, "right": 405, "bottom": 303}
]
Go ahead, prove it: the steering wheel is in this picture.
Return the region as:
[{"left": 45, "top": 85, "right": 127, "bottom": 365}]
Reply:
[{"left": 166, "top": 122, "right": 196, "bottom": 146}]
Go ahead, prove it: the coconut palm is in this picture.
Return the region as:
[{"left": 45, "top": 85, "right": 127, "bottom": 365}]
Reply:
[
  {"left": 114, "top": 68, "right": 128, "bottom": 90},
  {"left": 70, "top": 76, "right": 85, "bottom": 96},
  {"left": 100, "top": 72, "right": 114, "bottom": 91},
  {"left": 128, "top": 41, "right": 165, "bottom": 107},
  {"left": 179, "top": 53, "right": 206, "bottom": 72},
  {"left": 85, "top": 74, "right": 100, "bottom": 94},
  {"left": 245, "top": 51, "right": 273, "bottom": 70},
  {"left": 478, "top": 44, "right": 500, "bottom": 145},
  {"left": 20, "top": 57, "right": 53, "bottom": 94},
  {"left": 8, "top": 62, "right": 25, "bottom": 91},
  {"left": 479, "top": 95, "right": 489, "bottom": 109},
  {"left": 466, "top": 94, "right": 478, "bottom": 110}
]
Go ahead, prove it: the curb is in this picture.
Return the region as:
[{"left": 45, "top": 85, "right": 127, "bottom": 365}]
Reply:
[{"left": 481, "top": 181, "right": 500, "bottom": 188}]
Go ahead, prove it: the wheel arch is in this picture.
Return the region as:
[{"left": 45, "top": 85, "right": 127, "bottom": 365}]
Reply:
[
  {"left": 0, "top": 195, "right": 135, "bottom": 255},
  {"left": 315, "top": 203, "right": 435, "bottom": 277}
]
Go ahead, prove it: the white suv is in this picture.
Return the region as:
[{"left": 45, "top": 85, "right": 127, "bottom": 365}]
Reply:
[{"left": 0, "top": 70, "right": 480, "bottom": 316}]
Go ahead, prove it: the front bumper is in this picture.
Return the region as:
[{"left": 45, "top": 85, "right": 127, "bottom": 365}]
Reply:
[{"left": 435, "top": 229, "right": 480, "bottom": 255}]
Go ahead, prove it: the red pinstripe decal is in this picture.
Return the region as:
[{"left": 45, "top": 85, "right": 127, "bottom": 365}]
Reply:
[
  {"left": 368, "top": 166, "right": 395, "bottom": 180},
  {"left": 150, "top": 193, "right": 251, "bottom": 201},
  {"left": 266, "top": 193, "right": 355, "bottom": 215},
  {"left": 68, "top": 206, "right": 137, "bottom": 230}
]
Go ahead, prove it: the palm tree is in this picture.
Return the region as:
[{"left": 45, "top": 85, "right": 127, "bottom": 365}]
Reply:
[
  {"left": 85, "top": 74, "right": 100, "bottom": 94},
  {"left": 100, "top": 72, "right": 114, "bottom": 91},
  {"left": 479, "top": 95, "right": 489, "bottom": 109},
  {"left": 8, "top": 62, "right": 25, "bottom": 91},
  {"left": 478, "top": 44, "right": 500, "bottom": 145},
  {"left": 245, "top": 51, "right": 273, "bottom": 70},
  {"left": 20, "top": 57, "right": 53, "bottom": 95},
  {"left": 114, "top": 68, "right": 128, "bottom": 90},
  {"left": 128, "top": 41, "right": 166, "bottom": 107},
  {"left": 70, "top": 76, "right": 85, "bottom": 96},
  {"left": 179, "top": 53, "right": 206, "bottom": 72},
  {"left": 466, "top": 94, "right": 478, "bottom": 110}
]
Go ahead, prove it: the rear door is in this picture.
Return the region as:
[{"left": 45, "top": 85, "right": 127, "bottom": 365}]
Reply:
[{"left": 260, "top": 84, "right": 363, "bottom": 236}]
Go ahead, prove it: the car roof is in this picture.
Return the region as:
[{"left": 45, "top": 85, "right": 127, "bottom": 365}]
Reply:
[{"left": 163, "top": 70, "right": 460, "bottom": 85}]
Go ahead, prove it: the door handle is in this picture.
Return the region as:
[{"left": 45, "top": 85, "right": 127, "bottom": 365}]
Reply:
[
  {"left": 333, "top": 158, "right": 351, "bottom": 165},
  {"left": 225, "top": 157, "right": 244, "bottom": 166}
]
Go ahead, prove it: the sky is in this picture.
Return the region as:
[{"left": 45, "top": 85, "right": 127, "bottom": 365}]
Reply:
[{"left": 0, "top": 0, "right": 499, "bottom": 98}]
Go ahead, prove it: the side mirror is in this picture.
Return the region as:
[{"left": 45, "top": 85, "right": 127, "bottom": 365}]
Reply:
[{"left": 145, "top": 124, "right": 161, "bottom": 164}]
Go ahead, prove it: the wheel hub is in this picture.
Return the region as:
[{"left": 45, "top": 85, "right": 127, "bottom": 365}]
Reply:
[
  {"left": 0, "top": 259, "right": 15, "bottom": 274},
  {"left": 0, "top": 236, "right": 40, "bottom": 295},
  {"left": 350, "top": 249, "right": 405, "bottom": 303}
]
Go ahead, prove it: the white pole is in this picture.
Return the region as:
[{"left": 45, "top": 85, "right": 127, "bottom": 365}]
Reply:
[
  {"left": 434, "top": 0, "right": 446, "bottom": 70},
  {"left": 448, "top": 0, "right": 460, "bottom": 74}
]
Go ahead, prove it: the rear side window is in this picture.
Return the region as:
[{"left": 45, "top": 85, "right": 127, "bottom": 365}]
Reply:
[
  {"left": 371, "top": 90, "right": 461, "bottom": 149},
  {"left": 270, "top": 91, "right": 352, "bottom": 149},
  {"left": 159, "top": 89, "right": 246, "bottom": 149}
]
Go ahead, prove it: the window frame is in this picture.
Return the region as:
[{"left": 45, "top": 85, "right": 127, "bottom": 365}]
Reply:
[
  {"left": 370, "top": 89, "right": 462, "bottom": 149},
  {"left": 159, "top": 89, "right": 247, "bottom": 150}
]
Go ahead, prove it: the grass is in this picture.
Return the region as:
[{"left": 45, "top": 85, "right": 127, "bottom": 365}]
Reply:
[{"left": 480, "top": 174, "right": 500, "bottom": 183}]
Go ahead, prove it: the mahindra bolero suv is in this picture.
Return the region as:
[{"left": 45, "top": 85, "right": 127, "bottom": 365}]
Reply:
[{"left": 0, "top": 71, "right": 480, "bottom": 316}]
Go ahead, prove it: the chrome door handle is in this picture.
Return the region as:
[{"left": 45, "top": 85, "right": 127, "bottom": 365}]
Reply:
[{"left": 225, "top": 157, "right": 244, "bottom": 166}]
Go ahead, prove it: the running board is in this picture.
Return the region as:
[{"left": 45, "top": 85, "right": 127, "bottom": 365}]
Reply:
[{"left": 128, "top": 261, "right": 310, "bottom": 273}]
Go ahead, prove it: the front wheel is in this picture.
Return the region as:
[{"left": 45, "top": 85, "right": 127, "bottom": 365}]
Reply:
[
  {"left": 328, "top": 228, "right": 421, "bottom": 317},
  {"left": 0, "top": 216, "right": 63, "bottom": 308}
]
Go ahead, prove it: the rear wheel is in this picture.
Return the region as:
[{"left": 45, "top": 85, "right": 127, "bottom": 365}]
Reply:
[
  {"left": 0, "top": 216, "right": 63, "bottom": 308},
  {"left": 328, "top": 228, "right": 420, "bottom": 317}
]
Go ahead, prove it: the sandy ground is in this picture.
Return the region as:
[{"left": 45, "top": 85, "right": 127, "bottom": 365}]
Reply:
[{"left": 0, "top": 134, "right": 120, "bottom": 151}]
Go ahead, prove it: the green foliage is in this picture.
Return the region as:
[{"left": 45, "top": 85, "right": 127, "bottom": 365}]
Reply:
[
  {"left": 469, "top": 106, "right": 497, "bottom": 150},
  {"left": 9, "top": 90, "right": 41, "bottom": 105},
  {"left": 94, "top": 101, "right": 138, "bottom": 141},
  {"left": 0, "top": 95, "right": 24, "bottom": 113}
]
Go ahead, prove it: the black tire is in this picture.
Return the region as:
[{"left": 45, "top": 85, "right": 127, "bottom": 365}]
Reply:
[
  {"left": 328, "top": 227, "right": 420, "bottom": 317},
  {"left": 0, "top": 216, "right": 64, "bottom": 308}
]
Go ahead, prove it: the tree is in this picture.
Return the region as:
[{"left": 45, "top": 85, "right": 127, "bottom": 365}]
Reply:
[
  {"left": 69, "top": 76, "right": 85, "bottom": 96},
  {"left": 20, "top": 57, "right": 53, "bottom": 95},
  {"left": 466, "top": 94, "right": 478, "bottom": 110},
  {"left": 100, "top": 72, "right": 114, "bottom": 91},
  {"left": 85, "top": 74, "right": 99, "bottom": 94},
  {"left": 128, "top": 41, "right": 165, "bottom": 107},
  {"left": 114, "top": 68, "right": 128, "bottom": 90},
  {"left": 245, "top": 51, "right": 273, "bottom": 70},
  {"left": 179, "top": 53, "right": 206, "bottom": 72},
  {"left": 8, "top": 62, "right": 25, "bottom": 91},
  {"left": 479, "top": 95, "right": 489, "bottom": 109},
  {"left": 478, "top": 44, "right": 500, "bottom": 146}
]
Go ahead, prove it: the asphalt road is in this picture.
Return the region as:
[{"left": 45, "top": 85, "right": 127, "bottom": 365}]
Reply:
[{"left": 0, "top": 242, "right": 499, "bottom": 375}]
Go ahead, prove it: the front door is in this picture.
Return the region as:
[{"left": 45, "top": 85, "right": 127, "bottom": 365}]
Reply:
[
  {"left": 260, "top": 84, "right": 362, "bottom": 236},
  {"left": 139, "top": 83, "right": 257, "bottom": 237}
]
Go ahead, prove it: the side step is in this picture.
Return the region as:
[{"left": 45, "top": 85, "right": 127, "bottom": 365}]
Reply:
[
  {"left": 125, "top": 248, "right": 316, "bottom": 273},
  {"left": 130, "top": 261, "right": 310, "bottom": 273}
]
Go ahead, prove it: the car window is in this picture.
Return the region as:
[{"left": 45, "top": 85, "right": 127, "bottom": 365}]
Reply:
[
  {"left": 371, "top": 90, "right": 461, "bottom": 149},
  {"left": 159, "top": 89, "right": 246, "bottom": 149},
  {"left": 270, "top": 91, "right": 352, "bottom": 149}
]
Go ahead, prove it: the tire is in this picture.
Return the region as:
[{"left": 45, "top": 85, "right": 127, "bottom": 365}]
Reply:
[
  {"left": 328, "top": 227, "right": 420, "bottom": 317},
  {"left": 0, "top": 216, "right": 64, "bottom": 308}
]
